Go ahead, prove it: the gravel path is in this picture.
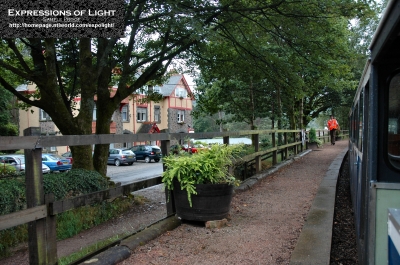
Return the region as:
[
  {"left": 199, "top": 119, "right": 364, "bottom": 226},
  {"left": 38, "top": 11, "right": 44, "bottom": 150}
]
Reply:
[
  {"left": 1, "top": 140, "right": 351, "bottom": 265},
  {"left": 118, "top": 141, "right": 348, "bottom": 265}
]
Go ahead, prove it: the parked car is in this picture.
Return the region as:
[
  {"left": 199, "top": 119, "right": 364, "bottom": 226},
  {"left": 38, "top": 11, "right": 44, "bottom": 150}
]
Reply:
[
  {"left": 41, "top": 163, "right": 51, "bottom": 174},
  {"left": 0, "top": 155, "right": 25, "bottom": 172},
  {"left": 107, "top": 148, "right": 136, "bottom": 166},
  {"left": 61, "top": 151, "right": 73, "bottom": 164},
  {"left": 170, "top": 144, "right": 197, "bottom": 154},
  {"left": 14, "top": 155, "right": 51, "bottom": 174},
  {"left": 42, "top": 153, "right": 72, "bottom": 172},
  {"left": 182, "top": 144, "right": 198, "bottom": 153},
  {"left": 193, "top": 144, "right": 208, "bottom": 152},
  {"left": 0, "top": 155, "right": 51, "bottom": 174},
  {"left": 130, "top": 145, "right": 162, "bottom": 163}
]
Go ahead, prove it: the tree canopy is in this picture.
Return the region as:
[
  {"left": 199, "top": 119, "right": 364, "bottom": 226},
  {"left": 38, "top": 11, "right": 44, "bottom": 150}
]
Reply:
[
  {"left": 192, "top": 0, "right": 378, "bottom": 131},
  {"left": 0, "top": 0, "right": 378, "bottom": 174}
]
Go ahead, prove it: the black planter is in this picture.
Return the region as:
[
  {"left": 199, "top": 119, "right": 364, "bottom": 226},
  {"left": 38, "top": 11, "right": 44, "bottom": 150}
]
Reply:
[
  {"left": 172, "top": 181, "right": 234, "bottom": 221},
  {"left": 307, "top": 142, "right": 319, "bottom": 150}
]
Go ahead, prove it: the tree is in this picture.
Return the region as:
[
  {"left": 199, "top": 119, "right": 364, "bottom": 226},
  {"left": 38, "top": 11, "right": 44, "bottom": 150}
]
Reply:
[
  {"left": 192, "top": 0, "right": 376, "bottom": 132},
  {"left": 0, "top": 89, "right": 18, "bottom": 142},
  {"left": 0, "top": 1, "right": 234, "bottom": 175},
  {"left": 192, "top": 111, "right": 221, "bottom": 133},
  {"left": 0, "top": 0, "right": 374, "bottom": 175},
  {"left": 0, "top": 62, "right": 21, "bottom": 152}
]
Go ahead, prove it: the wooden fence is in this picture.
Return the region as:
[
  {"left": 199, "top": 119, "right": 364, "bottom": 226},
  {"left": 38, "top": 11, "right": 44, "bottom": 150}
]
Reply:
[{"left": 0, "top": 128, "right": 329, "bottom": 264}]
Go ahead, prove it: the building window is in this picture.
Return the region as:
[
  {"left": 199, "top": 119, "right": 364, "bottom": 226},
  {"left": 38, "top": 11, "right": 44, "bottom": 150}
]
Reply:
[
  {"left": 50, "top": 146, "right": 57, "bottom": 152},
  {"left": 93, "top": 106, "right": 97, "bottom": 121},
  {"left": 137, "top": 107, "right": 147, "bottom": 122},
  {"left": 154, "top": 106, "right": 161, "bottom": 122},
  {"left": 40, "top": 109, "right": 51, "bottom": 121},
  {"left": 175, "top": 88, "right": 187, "bottom": 98},
  {"left": 177, "top": 110, "right": 185, "bottom": 123},
  {"left": 121, "top": 105, "right": 129, "bottom": 122}
]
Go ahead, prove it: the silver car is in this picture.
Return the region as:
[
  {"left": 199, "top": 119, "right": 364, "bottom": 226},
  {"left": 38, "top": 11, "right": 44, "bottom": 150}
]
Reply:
[
  {"left": 0, "top": 155, "right": 51, "bottom": 174},
  {"left": 0, "top": 155, "right": 25, "bottom": 172},
  {"left": 107, "top": 148, "right": 136, "bottom": 166}
]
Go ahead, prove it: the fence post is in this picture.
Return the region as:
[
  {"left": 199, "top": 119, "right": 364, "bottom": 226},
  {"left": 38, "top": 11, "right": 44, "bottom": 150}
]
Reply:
[
  {"left": 253, "top": 134, "right": 261, "bottom": 173},
  {"left": 160, "top": 139, "right": 175, "bottom": 216},
  {"left": 300, "top": 130, "right": 304, "bottom": 153},
  {"left": 292, "top": 132, "right": 297, "bottom": 155},
  {"left": 244, "top": 161, "right": 248, "bottom": 179},
  {"left": 284, "top": 132, "right": 288, "bottom": 160},
  {"left": 45, "top": 194, "right": 57, "bottom": 264},
  {"left": 223, "top": 136, "right": 236, "bottom": 177},
  {"left": 24, "top": 127, "right": 48, "bottom": 265},
  {"left": 272, "top": 131, "right": 277, "bottom": 165},
  {"left": 223, "top": 136, "right": 229, "bottom": 145},
  {"left": 320, "top": 130, "right": 324, "bottom": 144}
]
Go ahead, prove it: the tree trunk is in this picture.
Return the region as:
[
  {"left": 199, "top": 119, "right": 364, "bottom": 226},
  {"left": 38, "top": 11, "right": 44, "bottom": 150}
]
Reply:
[
  {"left": 276, "top": 86, "right": 283, "bottom": 144},
  {"left": 219, "top": 111, "right": 223, "bottom": 132},
  {"left": 93, "top": 58, "right": 117, "bottom": 176},
  {"left": 299, "top": 97, "right": 304, "bottom": 129},
  {"left": 37, "top": 39, "right": 96, "bottom": 172}
]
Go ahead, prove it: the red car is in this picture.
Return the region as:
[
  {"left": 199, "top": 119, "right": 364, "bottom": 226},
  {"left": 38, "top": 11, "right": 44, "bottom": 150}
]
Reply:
[
  {"left": 182, "top": 144, "right": 198, "bottom": 153},
  {"left": 193, "top": 144, "right": 208, "bottom": 152},
  {"left": 170, "top": 144, "right": 197, "bottom": 154}
]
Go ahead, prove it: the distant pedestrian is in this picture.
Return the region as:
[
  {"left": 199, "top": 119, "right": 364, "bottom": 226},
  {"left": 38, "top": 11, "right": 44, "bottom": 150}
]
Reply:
[{"left": 327, "top": 115, "right": 339, "bottom": 145}]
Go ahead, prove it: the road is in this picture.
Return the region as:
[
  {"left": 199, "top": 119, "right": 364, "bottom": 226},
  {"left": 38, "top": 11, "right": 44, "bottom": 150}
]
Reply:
[{"left": 106, "top": 160, "right": 163, "bottom": 185}]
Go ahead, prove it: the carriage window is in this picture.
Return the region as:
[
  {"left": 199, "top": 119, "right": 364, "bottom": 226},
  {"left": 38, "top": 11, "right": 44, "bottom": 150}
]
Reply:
[
  {"left": 388, "top": 73, "right": 400, "bottom": 169},
  {"left": 354, "top": 103, "right": 359, "bottom": 148},
  {"left": 358, "top": 90, "right": 363, "bottom": 152}
]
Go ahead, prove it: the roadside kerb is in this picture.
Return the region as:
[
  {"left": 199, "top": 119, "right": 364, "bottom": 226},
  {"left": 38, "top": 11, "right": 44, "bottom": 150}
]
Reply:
[{"left": 80, "top": 216, "right": 181, "bottom": 265}]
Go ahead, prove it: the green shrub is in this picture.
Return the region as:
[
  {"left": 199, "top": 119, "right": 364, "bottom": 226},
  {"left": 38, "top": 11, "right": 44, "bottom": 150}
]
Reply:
[
  {"left": 0, "top": 177, "right": 26, "bottom": 215},
  {"left": 0, "top": 123, "right": 18, "bottom": 137},
  {"left": 0, "top": 164, "right": 18, "bottom": 179},
  {"left": 260, "top": 137, "right": 271, "bottom": 148},
  {"left": 0, "top": 168, "right": 130, "bottom": 259},
  {"left": 0, "top": 123, "right": 19, "bottom": 154},
  {"left": 0, "top": 177, "right": 28, "bottom": 258},
  {"left": 309, "top": 128, "right": 322, "bottom": 146},
  {"left": 163, "top": 144, "right": 243, "bottom": 206},
  {"left": 44, "top": 169, "right": 109, "bottom": 200}
]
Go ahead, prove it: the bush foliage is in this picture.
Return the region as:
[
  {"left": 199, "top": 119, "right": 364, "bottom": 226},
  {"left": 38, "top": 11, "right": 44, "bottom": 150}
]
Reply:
[
  {"left": 0, "top": 164, "right": 18, "bottom": 179},
  {"left": 0, "top": 168, "right": 132, "bottom": 258},
  {"left": 44, "top": 168, "right": 109, "bottom": 200},
  {"left": 0, "top": 123, "right": 19, "bottom": 154},
  {"left": 309, "top": 128, "right": 322, "bottom": 146},
  {"left": 162, "top": 144, "right": 243, "bottom": 206}
]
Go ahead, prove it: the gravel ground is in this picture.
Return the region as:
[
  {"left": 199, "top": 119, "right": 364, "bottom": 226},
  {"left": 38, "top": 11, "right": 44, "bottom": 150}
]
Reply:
[
  {"left": 1, "top": 140, "right": 356, "bottom": 265},
  {"left": 330, "top": 155, "right": 358, "bottom": 264},
  {"left": 117, "top": 141, "right": 352, "bottom": 265}
]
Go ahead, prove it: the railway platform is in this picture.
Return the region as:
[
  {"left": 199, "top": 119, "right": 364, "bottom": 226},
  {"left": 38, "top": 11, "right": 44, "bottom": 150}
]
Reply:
[{"left": 79, "top": 140, "right": 348, "bottom": 265}]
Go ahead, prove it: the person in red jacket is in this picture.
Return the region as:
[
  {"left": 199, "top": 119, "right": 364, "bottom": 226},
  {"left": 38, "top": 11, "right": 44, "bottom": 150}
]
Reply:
[{"left": 327, "top": 115, "right": 339, "bottom": 145}]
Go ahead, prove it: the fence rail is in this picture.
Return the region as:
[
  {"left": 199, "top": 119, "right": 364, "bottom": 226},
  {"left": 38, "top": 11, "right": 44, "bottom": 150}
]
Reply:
[{"left": 0, "top": 128, "right": 343, "bottom": 264}]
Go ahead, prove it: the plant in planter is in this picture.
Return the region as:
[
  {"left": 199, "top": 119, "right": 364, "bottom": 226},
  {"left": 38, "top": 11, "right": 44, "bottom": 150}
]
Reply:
[
  {"left": 308, "top": 128, "right": 322, "bottom": 148},
  {"left": 162, "top": 144, "right": 243, "bottom": 221}
]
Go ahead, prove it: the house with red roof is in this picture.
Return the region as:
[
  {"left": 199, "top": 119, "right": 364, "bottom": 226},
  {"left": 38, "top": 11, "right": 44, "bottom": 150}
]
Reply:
[{"left": 16, "top": 73, "right": 194, "bottom": 153}]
